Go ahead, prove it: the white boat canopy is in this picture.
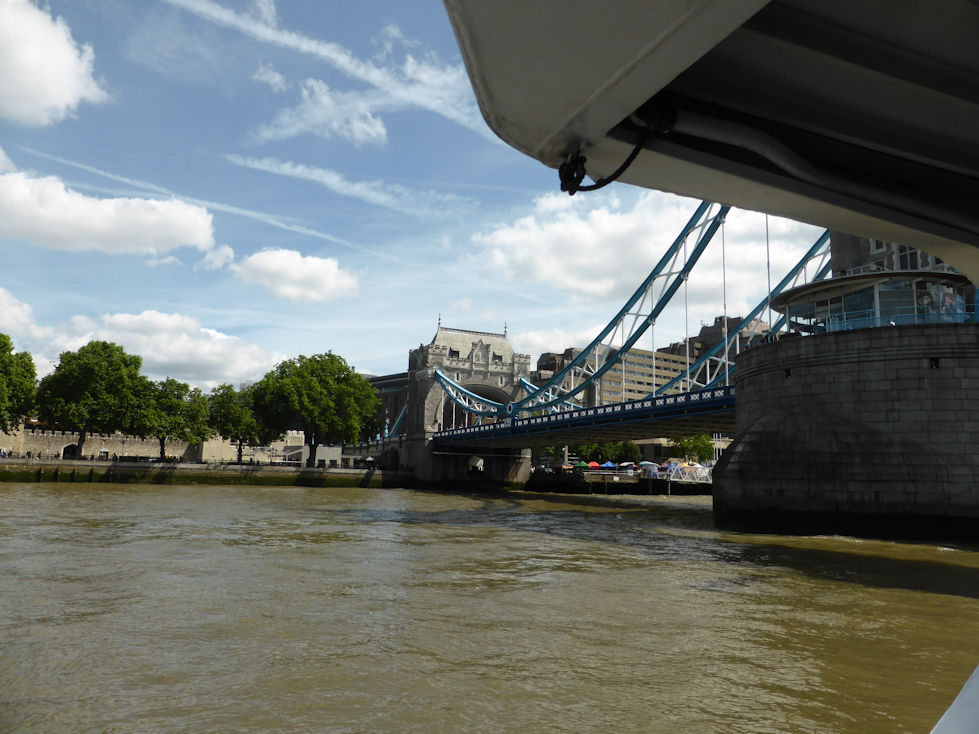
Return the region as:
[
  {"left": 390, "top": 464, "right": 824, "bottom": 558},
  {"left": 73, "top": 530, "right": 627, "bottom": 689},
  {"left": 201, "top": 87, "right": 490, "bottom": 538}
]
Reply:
[{"left": 444, "top": 0, "right": 979, "bottom": 280}]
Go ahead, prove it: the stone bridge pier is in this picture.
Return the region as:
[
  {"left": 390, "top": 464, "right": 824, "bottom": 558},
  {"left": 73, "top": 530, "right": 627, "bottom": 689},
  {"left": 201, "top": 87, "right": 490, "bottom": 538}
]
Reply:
[
  {"left": 401, "top": 326, "right": 532, "bottom": 483},
  {"left": 714, "top": 323, "right": 979, "bottom": 538}
]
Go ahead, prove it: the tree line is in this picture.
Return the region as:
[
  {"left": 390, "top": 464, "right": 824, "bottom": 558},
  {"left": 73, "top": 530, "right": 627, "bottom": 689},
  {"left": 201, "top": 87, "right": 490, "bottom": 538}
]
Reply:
[
  {"left": 538, "top": 435, "right": 715, "bottom": 467},
  {"left": 0, "top": 335, "right": 380, "bottom": 467}
]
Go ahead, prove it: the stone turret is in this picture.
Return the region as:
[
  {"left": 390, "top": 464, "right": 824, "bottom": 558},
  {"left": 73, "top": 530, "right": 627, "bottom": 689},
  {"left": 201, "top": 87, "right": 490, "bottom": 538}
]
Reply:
[{"left": 403, "top": 327, "right": 531, "bottom": 481}]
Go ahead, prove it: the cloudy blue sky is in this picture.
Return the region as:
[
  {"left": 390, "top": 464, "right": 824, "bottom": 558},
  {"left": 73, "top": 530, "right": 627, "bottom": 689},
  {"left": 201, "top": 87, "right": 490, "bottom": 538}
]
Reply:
[{"left": 0, "top": 0, "right": 824, "bottom": 387}]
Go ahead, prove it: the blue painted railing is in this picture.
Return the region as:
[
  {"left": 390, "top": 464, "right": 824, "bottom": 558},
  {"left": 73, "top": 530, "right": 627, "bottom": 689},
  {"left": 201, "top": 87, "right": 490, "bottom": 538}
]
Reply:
[{"left": 434, "top": 385, "right": 734, "bottom": 442}]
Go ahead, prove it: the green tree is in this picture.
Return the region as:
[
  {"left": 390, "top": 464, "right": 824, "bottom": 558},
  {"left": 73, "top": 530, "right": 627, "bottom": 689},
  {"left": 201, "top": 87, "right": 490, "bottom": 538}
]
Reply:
[
  {"left": 36, "top": 341, "right": 144, "bottom": 457},
  {"left": 538, "top": 445, "right": 565, "bottom": 466},
  {"left": 136, "top": 377, "right": 212, "bottom": 460},
  {"left": 668, "top": 434, "right": 715, "bottom": 463},
  {"left": 614, "top": 441, "right": 643, "bottom": 464},
  {"left": 568, "top": 442, "right": 604, "bottom": 463},
  {"left": 566, "top": 441, "right": 642, "bottom": 464},
  {"left": 208, "top": 383, "right": 265, "bottom": 463},
  {"left": 251, "top": 352, "right": 381, "bottom": 468},
  {"left": 0, "top": 333, "right": 36, "bottom": 433}
]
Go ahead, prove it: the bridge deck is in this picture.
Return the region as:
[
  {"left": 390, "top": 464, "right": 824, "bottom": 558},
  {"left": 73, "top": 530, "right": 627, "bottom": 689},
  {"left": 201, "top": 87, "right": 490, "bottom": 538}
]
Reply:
[{"left": 433, "top": 387, "right": 735, "bottom": 448}]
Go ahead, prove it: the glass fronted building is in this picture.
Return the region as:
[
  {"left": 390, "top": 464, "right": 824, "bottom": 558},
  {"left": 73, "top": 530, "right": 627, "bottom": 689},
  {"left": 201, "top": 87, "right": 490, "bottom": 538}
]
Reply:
[
  {"left": 771, "top": 235, "right": 975, "bottom": 334},
  {"left": 773, "top": 270, "right": 974, "bottom": 334}
]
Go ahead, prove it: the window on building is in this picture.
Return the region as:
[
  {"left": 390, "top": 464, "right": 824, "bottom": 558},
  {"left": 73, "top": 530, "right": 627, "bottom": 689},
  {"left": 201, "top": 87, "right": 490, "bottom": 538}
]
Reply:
[
  {"left": 898, "top": 246, "right": 919, "bottom": 270},
  {"left": 843, "top": 288, "right": 874, "bottom": 315},
  {"left": 841, "top": 287, "right": 875, "bottom": 328},
  {"left": 878, "top": 281, "right": 913, "bottom": 322},
  {"left": 814, "top": 296, "right": 843, "bottom": 320}
]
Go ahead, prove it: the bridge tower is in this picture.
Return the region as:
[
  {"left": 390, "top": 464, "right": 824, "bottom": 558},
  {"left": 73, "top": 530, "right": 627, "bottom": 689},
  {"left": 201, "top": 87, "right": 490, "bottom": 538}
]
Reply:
[
  {"left": 714, "top": 233, "right": 979, "bottom": 538},
  {"left": 402, "top": 326, "right": 532, "bottom": 482}
]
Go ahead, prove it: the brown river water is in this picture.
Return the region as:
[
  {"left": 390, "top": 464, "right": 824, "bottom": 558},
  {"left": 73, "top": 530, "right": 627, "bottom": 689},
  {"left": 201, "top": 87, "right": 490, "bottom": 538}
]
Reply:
[{"left": 1, "top": 483, "right": 978, "bottom": 733}]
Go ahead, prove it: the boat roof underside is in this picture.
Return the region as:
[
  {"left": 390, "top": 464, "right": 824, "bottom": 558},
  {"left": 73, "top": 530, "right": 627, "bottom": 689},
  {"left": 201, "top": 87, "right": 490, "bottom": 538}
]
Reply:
[{"left": 444, "top": 0, "right": 979, "bottom": 280}]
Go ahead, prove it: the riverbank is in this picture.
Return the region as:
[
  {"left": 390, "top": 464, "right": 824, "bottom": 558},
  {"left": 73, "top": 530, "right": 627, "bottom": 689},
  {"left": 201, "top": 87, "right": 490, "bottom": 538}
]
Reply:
[
  {"left": 523, "top": 468, "right": 712, "bottom": 496},
  {"left": 0, "top": 459, "right": 714, "bottom": 497},
  {"left": 0, "top": 459, "right": 413, "bottom": 489}
]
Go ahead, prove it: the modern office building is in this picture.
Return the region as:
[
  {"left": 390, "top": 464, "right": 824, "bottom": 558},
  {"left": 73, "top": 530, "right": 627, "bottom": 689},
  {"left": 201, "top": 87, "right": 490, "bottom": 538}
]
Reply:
[{"left": 532, "top": 315, "right": 768, "bottom": 406}]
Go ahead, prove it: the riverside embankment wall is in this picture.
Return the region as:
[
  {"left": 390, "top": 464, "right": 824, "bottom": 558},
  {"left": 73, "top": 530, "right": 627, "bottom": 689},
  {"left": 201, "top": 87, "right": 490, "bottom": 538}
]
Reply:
[
  {"left": 0, "top": 429, "right": 195, "bottom": 461},
  {"left": 713, "top": 323, "right": 979, "bottom": 538},
  {"left": 0, "top": 460, "right": 413, "bottom": 489},
  {"left": 0, "top": 428, "right": 316, "bottom": 464}
]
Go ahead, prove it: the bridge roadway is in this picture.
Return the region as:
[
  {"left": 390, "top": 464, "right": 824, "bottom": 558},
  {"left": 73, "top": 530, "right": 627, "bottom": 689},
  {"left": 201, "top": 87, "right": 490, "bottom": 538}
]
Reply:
[{"left": 432, "top": 386, "right": 735, "bottom": 448}]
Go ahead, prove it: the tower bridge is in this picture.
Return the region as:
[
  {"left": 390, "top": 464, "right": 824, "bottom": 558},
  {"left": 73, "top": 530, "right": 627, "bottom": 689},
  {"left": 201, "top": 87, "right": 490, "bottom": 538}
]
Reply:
[
  {"left": 433, "top": 385, "right": 735, "bottom": 449},
  {"left": 393, "top": 200, "right": 814, "bottom": 481},
  {"left": 398, "top": 324, "right": 532, "bottom": 482},
  {"left": 381, "top": 194, "right": 979, "bottom": 538},
  {"left": 409, "top": 0, "right": 979, "bottom": 538}
]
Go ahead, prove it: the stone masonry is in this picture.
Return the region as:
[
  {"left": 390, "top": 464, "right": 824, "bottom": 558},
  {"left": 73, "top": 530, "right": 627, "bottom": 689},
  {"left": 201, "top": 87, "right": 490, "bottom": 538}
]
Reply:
[
  {"left": 714, "top": 323, "right": 979, "bottom": 538},
  {"left": 0, "top": 427, "right": 306, "bottom": 465},
  {"left": 402, "top": 327, "right": 531, "bottom": 481}
]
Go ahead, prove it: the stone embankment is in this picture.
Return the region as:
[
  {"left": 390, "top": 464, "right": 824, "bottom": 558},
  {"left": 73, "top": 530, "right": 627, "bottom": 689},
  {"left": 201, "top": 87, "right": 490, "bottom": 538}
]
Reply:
[
  {"left": 0, "top": 460, "right": 712, "bottom": 496},
  {"left": 0, "top": 459, "right": 412, "bottom": 489},
  {"left": 714, "top": 323, "right": 979, "bottom": 539}
]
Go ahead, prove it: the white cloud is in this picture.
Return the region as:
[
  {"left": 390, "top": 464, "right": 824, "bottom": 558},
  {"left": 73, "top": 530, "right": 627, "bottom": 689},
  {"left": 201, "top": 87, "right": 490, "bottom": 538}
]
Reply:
[
  {"left": 43, "top": 309, "right": 282, "bottom": 388},
  {"left": 198, "top": 244, "right": 235, "bottom": 270},
  {"left": 162, "top": 0, "right": 491, "bottom": 139},
  {"left": 472, "top": 192, "right": 824, "bottom": 315},
  {"left": 0, "top": 287, "right": 54, "bottom": 347},
  {"left": 147, "top": 255, "right": 181, "bottom": 267},
  {"left": 252, "top": 78, "right": 387, "bottom": 146},
  {"left": 679, "top": 209, "right": 826, "bottom": 320},
  {"left": 472, "top": 191, "right": 694, "bottom": 301},
  {"left": 372, "top": 24, "right": 417, "bottom": 62},
  {"left": 0, "top": 292, "right": 281, "bottom": 386},
  {"left": 21, "top": 146, "right": 389, "bottom": 258},
  {"left": 0, "top": 0, "right": 109, "bottom": 126},
  {"left": 252, "top": 61, "right": 287, "bottom": 91},
  {"left": 250, "top": 0, "right": 277, "bottom": 27},
  {"left": 123, "top": 8, "right": 225, "bottom": 85},
  {"left": 226, "top": 154, "right": 470, "bottom": 218},
  {"left": 233, "top": 248, "right": 359, "bottom": 302},
  {"left": 0, "top": 145, "right": 14, "bottom": 173},
  {"left": 0, "top": 167, "right": 214, "bottom": 255},
  {"left": 451, "top": 297, "right": 472, "bottom": 312},
  {"left": 470, "top": 193, "right": 827, "bottom": 358},
  {"left": 510, "top": 323, "right": 605, "bottom": 363}
]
